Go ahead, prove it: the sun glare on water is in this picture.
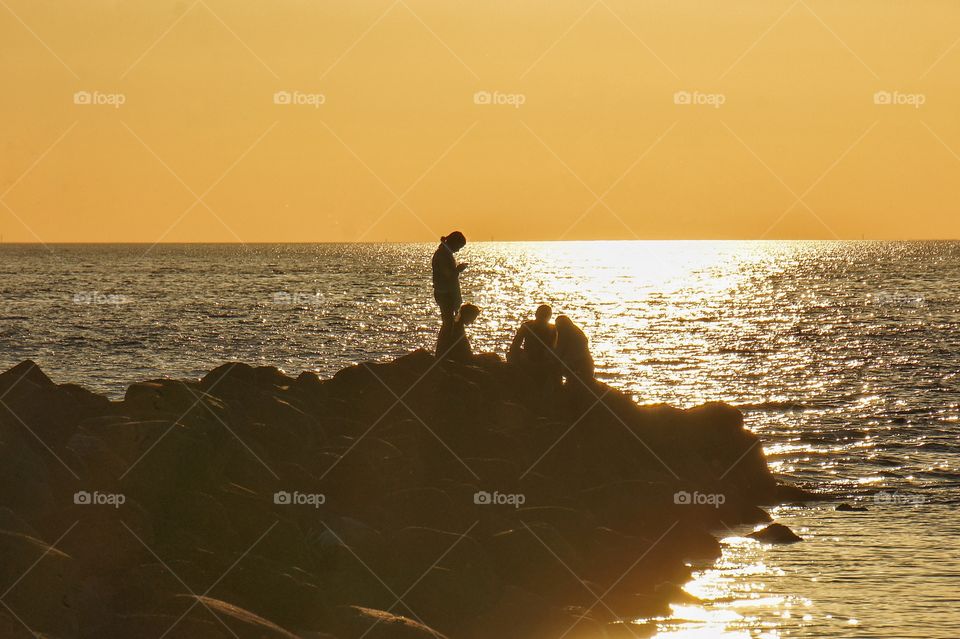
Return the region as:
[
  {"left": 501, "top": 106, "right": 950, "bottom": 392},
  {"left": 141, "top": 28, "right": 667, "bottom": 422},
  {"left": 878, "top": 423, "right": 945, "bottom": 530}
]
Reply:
[{"left": 630, "top": 534, "right": 808, "bottom": 639}]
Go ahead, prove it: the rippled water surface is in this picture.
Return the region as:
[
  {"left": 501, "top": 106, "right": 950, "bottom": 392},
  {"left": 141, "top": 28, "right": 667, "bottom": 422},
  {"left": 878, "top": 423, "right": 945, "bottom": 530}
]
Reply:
[{"left": 2, "top": 241, "right": 958, "bottom": 637}]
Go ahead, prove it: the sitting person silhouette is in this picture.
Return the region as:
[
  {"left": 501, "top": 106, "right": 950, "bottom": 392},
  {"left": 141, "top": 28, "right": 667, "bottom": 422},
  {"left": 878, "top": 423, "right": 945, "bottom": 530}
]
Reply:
[
  {"left": 432, "top": 231, "right": 467, "bottom": 329},
  {"left": 554, "top": 315, "right": 594, "bottom": 384},
  {"left": 436, "top": 303, "right": 480, "bottom": 362},
  {"left": 508, "top": 304, "right": 558, "bottom": 366}
]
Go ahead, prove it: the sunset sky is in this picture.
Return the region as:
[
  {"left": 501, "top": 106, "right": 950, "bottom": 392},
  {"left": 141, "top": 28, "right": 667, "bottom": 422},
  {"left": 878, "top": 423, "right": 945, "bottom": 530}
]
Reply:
[{"left": 1, "top": 0, "right": 958, "bottom": 242}]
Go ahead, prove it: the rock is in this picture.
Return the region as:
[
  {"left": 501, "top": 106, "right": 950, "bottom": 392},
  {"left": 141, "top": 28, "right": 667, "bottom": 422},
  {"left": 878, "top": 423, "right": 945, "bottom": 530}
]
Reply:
[
  {"left": 0, "top": 431, "right": 58, "bottom": 522},
  {"left": 747, "top": 522, "right": 803, "bottom": 544},
  {"left": 776, "top": 483, "right": 820, "bottom": 502},
  {"left": 332, "top": 605, "right": 448, "bottom": 639},
  {"left": 460, "top": 586, "right": 554, "bottom": 639},
  {"left": 0, "top": 359, "right": 54, "bottom": 391},
  {"left": 0, "top": 529, "right": 78, "bottom": 637},
  {"left": 94, "top": 611, "right": 238, "bottom": 638},
  {"left": 374, "top": 487, "right": 459, "bottom": 532},
  {"left": 487, "top": 524, "right": 583, "bottom": 602},
  {"left": 654, "top": 580, "right": 701, "bottom": 604},
  {"left": 0, "top": 355, "right": 805, "bottom": 638},
  {"left": 836, "top": 503, "right": 868, "bottom": 512}
]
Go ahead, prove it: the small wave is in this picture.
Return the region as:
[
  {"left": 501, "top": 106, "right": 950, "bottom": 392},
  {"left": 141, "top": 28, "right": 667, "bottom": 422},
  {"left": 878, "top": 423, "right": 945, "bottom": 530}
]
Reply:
[
  {"left": 916, "top": 470, "right": 960, "bottom": 480},
  {"left": 737, "top": 401, "right": 809, "bottom": 412},
  {"left": 916, "top": 442, "right": 959, "bottom": 453},
  {"left": 870, "top": 455, "right": 906, "bottom": 467}
]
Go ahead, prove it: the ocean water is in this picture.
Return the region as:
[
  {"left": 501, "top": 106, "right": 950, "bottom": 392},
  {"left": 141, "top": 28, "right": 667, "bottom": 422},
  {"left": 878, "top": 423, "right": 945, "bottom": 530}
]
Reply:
[{"left": 1, "top": 240, "right": 958, "bottom": 637}]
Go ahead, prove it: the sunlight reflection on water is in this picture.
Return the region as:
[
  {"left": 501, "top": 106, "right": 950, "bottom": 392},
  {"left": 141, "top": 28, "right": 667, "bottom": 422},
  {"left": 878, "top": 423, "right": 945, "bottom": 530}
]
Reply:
[
  {"left": 1, "top": 241, "right": 958, "bottom": 638},
  {"left": 643, "top": 538, "right": 797, "bottom": 638}
]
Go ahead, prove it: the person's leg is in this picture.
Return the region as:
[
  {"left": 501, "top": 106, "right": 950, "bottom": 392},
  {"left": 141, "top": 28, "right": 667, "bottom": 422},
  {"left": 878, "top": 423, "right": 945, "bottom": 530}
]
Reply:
[{"left": 435, "top": 291, "right": 457, "bottom": 327}]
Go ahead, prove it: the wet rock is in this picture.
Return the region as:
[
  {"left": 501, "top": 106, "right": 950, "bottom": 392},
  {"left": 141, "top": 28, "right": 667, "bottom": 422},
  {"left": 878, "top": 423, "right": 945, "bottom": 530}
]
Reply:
[
  {"left": 748, "top": 522, "right": 803, "bottom": 544},
  {"left": 836, "top": 503, "right": 868, "bottom": 512}
]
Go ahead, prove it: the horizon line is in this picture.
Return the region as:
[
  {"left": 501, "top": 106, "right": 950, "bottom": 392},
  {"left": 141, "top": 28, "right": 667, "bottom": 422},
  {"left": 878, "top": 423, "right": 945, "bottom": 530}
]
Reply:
[{"left": 0, "top": 238, "right": 957, "bottom": 245}]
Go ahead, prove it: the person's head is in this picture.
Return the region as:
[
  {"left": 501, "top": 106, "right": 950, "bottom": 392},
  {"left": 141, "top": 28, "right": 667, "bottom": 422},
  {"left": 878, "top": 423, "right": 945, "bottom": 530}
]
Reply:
[
  {"left": 535, "top": 304, "right": 552, "bottom": 322},
  {"left": 442, "top": 231, "right": 467, "bottom": 252},
  {"left": 555, "top": 314, "right": 574, "bottom": 336},
  {"left": 456, "top": 303, "right": 481, "bottom": 325}
]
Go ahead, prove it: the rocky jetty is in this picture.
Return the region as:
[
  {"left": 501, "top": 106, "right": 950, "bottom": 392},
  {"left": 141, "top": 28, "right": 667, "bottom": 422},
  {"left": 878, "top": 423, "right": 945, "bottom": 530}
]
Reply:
[{"left": 0, "top": 351, "right": 811, "bottom": 638}]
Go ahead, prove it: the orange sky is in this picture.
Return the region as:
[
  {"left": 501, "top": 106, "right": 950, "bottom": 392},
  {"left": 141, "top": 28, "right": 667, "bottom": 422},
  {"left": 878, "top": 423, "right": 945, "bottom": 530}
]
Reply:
[{"left": 1, "top": 0, "right": 958, "bottom": 242}]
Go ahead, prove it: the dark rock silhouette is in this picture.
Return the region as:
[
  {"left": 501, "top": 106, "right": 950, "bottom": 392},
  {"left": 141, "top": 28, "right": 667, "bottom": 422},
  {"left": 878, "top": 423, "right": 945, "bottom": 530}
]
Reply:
[
  {"left": 836, "top": 503, "right": 867, "bottom": 512},
  {"left": 0, "top": 352, "right": 814, "bottom": 638},
  {"left": 747, "top": 522, "right": 803, "bottom": 544}
]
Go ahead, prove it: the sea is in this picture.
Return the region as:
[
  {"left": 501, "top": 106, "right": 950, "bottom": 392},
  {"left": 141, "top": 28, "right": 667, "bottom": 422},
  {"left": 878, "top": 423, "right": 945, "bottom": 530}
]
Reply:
[{"left": 1, "top": 241, "right": 958, "bottom": 638}]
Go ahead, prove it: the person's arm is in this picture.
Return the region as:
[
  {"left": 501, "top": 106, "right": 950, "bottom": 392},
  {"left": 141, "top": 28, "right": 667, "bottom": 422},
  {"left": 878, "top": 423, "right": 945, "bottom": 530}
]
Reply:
[
  {"left": 509, "top": 324, "right": 527, "bottom": 355},
  {"left": 434, "top": 248, "right": 457, "bottom": 284}
]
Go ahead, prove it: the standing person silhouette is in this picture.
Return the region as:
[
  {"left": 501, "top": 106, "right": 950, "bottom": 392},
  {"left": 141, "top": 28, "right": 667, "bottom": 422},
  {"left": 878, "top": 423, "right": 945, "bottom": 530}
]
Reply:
[{"left": 432, "top": 231, "right": 467, "bottom": 328}]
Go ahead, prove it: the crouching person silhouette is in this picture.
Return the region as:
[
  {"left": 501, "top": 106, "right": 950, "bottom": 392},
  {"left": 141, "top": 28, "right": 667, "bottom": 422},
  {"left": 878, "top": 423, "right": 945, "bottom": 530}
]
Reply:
[
  {"left": 508, "top": 304, "right": 562, "bottom": 387},
  {"left": 436, "top": 303, "right": 480, "bottom": 362},
  {"left": 508, "top": 304, "right": 557, "bottom": 364},
  {"left": 555, "top": 315, "right": 595, "bottom": 386}
]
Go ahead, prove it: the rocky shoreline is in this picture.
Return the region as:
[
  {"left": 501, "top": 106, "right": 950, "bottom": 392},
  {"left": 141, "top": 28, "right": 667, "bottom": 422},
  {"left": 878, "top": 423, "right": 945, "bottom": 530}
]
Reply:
[{"left": 0, "top": 351, "right": 812, "bottom": 638}]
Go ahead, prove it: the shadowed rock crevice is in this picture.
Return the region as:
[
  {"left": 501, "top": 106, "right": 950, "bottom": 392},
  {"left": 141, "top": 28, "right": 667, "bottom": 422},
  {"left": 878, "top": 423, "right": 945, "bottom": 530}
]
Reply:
[{"left": 0, "top": 352, "right": 813, "bottom": 638}]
